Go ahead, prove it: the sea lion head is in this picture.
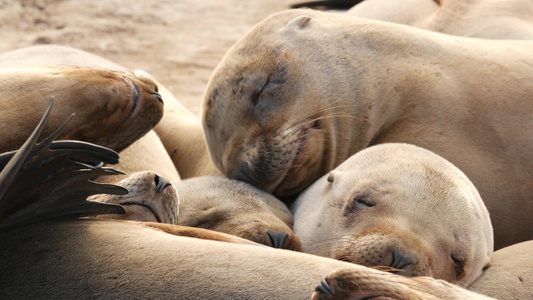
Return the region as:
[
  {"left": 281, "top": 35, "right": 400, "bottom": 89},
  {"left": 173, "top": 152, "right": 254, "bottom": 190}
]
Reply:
[
  {"left": 202, "top": 11, "right": 366, "bottom": 198},
  {"left": 0, "top": 65, "right": 164, "bottom": 153},
  {"left": 90, "top": 171, "right": 179, "bottom": 224},
  {"left": 293, "top": 143, "right": 493, "bottom": 286},
  {"left": 176, "top": 176, "right": 301, "bottom": 250}
]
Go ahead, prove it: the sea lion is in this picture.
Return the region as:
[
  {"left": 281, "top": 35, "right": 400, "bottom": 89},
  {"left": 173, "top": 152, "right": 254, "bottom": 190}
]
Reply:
[
  {"left": 313, "top": 268, "right": 495, "bottom": 300},
  {"left": 0, "top": 47, "right": 164, "bottom": 153},
  {"left": 0, "top": 218, "right": 496, "bottom": 300},
  {"left": 201, "top": 9, "right": 533, "bottom": 249},
  {"left": 467, "top": 240, "right": 533, "bottom": 299},
  {"left": 0, "top": 110, "right": 496, "bottom": 299},
  {"left": 292, "top": 143, "right": 493, "bottom": 286},
  {"left": 177, "top": 176, "right": 301, "bottom": 250},
  {"left": 347, "top": 0, "right": 533, "bottom": 40},
  {"left": 90, "top": 171, "right": 179, "bottom": 224}
]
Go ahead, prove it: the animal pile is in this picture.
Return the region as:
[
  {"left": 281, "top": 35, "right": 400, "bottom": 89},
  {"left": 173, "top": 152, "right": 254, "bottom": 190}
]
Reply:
[{"left": 1, "top": 1, "right": 532, "bottom": 299}]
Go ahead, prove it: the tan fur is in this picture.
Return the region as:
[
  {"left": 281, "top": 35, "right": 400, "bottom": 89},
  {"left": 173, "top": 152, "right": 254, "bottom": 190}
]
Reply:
[
  {"left": 468, "top": 240, "right": 533, "bottom": 299},
  {"left": 0, "top": 219, "right": 495, "bottom": 299},
  {"left": 202, "top": 9, "right": 533, "bottom": 249},
  {"left": 90, "top": 171, "right": 179, "bottom": 224},
  {"left": 293, "top": 143, "right": 493, "bottom": 286},
  {"left": 347, "top": 0, "right": 533, "bottom": 40},
  {"left": 314, "top": 268, "right": 495, "bottom": 300},
  {"left": 177, "top": 176, "right": 301, "bottom": 250},
  {"left": 95, "top": 130, "right": 181, "bottom": 185},
  {"left": 146, "top": 72, "right": 222, "bottom": 179}
]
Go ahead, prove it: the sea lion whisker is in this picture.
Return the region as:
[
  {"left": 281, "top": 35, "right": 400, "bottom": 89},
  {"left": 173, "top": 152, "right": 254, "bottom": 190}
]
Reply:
[
  {"left": 283, "top": 112, "right": 361, "bottom": 140},
  {"left": 285, "top": 101, "right": 356, "bottom": 132}
]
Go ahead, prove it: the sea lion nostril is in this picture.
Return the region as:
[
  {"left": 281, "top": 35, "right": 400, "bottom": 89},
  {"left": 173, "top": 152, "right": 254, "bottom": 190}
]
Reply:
[
  {"left": 390, "top": 248, "right": 415, "bottom": 271},
  {"left": 154, "top": 174, "right": 160, "bottom": 186},
  {"left": 266, "top": 229, "right": 289, "bottom": 249},
  {"left": 152, "top": 91, "right": 164, "bottom": 104},
  {"left": 154, "top": 174, "right": 171, "bottom": 193}
]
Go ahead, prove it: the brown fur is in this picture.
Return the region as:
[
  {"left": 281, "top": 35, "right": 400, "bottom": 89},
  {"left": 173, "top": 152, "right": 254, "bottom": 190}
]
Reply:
[
  {"left": 293, "top": 143, "right": 493, "bottom": 286},
  {"left": 0, "top": 63, "right": 163, "bottom": 153},
  {"left": 202, "top": 9, "right": 533, "bottom": 249}
]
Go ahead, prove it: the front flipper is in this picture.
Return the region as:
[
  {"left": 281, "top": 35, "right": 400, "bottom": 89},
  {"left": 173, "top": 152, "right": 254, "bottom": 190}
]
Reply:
[{"left": 0, "top": 97, "right": 127, "bottom": 232}]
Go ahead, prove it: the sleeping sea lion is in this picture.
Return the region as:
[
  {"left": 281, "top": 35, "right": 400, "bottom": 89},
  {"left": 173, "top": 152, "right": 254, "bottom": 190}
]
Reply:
[
  {"left": 201, "top": 9, "right": 533, "bottom": 249},
  {"left": 292, "top": 143, "right": 493, "bottom": 286},
  {"left": 0, "top": 46, "right": 164, "bottom": 153},
  {"left": 347, "top": 0, "right": 533, "bottom": 40},
  {"left": 177, "top": 176, "right": 301, "bottom": 250}
]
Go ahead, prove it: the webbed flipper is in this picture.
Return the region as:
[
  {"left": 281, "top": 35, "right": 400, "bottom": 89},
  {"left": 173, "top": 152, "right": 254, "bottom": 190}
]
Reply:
[{"left": 0, "top": 97, "right": 128, "bottom": 232}]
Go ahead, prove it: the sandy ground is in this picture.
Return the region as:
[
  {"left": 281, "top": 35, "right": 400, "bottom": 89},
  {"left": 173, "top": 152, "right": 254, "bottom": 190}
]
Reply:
[{"left": 0, "top": 0, "right": 301, "bottom": 116}]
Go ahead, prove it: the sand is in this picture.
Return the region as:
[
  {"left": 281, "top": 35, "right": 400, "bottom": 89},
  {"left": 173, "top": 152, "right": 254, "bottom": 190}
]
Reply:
[{"left": 0, "top": 0, "right": 300, "bottom": 115}]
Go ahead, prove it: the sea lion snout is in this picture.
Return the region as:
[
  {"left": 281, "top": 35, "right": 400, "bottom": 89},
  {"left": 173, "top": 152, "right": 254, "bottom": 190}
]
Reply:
[
  {"left": 332, "top": 233, "right": 431, "bottom": 278},
  {"left": 90, "top": 171, "right": 179, "bottom": 224}
]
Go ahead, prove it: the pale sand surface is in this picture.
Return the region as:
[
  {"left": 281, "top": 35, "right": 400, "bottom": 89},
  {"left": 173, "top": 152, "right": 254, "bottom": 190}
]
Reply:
[{"left": 0, "top": 0, "right": 299, "bottom": 115}]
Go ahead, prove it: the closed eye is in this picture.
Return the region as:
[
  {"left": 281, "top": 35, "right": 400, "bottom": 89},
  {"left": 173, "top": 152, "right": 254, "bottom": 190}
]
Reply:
[
  {"left": 343, "top": 194, "right": 375, "bottom": 216},
  {"left": 354, "top": 195, "right": 375, "bottom": 207}
]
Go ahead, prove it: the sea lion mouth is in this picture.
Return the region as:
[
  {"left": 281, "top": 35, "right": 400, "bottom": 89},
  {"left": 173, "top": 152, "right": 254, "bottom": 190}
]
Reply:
[
  {"left": 121, "top": 203, "right": 161, "bottom": 223},
  {"left": 272, "top": 120, "right": 319, "bottom": 196}
]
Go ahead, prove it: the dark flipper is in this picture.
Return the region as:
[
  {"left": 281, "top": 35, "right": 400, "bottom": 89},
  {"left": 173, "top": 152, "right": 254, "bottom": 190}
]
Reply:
[{"left": 0, "top": 97, "right": 127, "bottom": 232}]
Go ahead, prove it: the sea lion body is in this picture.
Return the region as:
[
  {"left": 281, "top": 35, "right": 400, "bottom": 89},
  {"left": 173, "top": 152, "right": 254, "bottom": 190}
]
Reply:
[
  {"left": 149, "top": 73, "right": 221, "bottom": 179},
  {"left": 0, "top": 219, "right": 494, "bottom": 299},
  {"left": 347, "top": 0, "right": 533, "bottom": 40},
  {"left": 293, "top": 143, "right": 493, "bottom": 286},
  {"left": 202, "top": 9, "right": 533, "bottom": 249},
  {"left": 468, "top": 240, "right": 533, "bottom": 299}
]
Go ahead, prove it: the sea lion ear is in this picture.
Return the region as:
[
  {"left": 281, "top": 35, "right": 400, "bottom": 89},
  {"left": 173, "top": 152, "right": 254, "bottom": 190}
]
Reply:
[
  {"left": 327, "top": 170, "right": 342, "bottom": 183},
  {"left": 285, "top": 15, "right": 311, "bottom": 30}
]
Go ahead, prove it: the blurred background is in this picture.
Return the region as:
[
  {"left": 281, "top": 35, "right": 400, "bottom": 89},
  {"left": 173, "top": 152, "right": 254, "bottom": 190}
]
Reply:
[{"left": 0, "top": 0, "right": 297, "bottom": 115}]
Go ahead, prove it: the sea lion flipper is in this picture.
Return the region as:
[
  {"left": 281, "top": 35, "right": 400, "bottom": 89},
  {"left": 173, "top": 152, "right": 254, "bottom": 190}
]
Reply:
[
  {"left": 0, "top": 97, "right": 55, "bottom": 203},
  {"left": 50, "top": 140, "right": 121, "bottom": 166},
  {"left": 0, "top": 97, "right": 128, "bottom": 232}
]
